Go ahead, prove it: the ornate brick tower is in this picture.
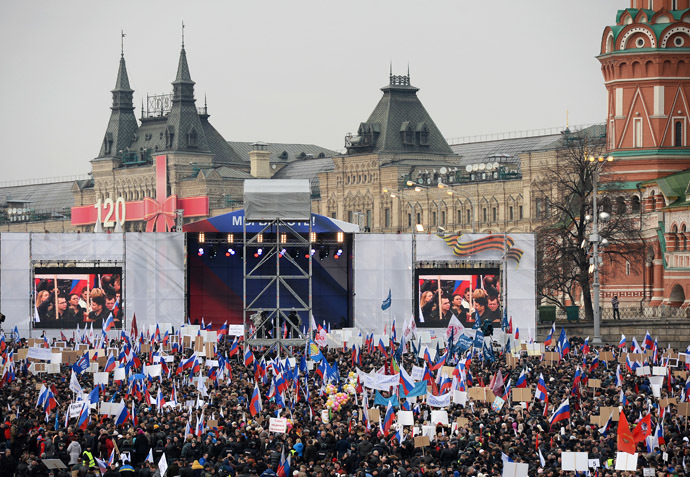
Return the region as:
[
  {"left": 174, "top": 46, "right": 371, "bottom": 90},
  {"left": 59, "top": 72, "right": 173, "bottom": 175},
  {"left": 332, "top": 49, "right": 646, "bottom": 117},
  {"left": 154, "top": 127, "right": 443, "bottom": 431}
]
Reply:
[{"left": 599, "top": 0, "right": 690, "bottom": 185}]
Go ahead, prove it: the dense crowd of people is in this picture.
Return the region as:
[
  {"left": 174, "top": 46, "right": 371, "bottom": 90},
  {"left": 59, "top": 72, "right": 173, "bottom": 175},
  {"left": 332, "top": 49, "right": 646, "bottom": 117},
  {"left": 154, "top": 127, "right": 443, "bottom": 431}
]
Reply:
[{"left": 0, "top": 329, "right": 689, "bottom": 477}]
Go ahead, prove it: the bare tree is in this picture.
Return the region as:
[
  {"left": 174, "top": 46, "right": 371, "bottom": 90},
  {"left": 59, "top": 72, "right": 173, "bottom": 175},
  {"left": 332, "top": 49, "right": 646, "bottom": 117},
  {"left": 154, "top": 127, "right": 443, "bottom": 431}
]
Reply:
[{"left": 533, "top": 126, "right": 643, "bottom": 320}]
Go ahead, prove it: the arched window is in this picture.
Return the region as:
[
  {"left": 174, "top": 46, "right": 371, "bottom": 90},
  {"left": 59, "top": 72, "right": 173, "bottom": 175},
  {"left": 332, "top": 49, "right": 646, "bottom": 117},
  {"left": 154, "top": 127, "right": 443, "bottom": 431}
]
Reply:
[
  {"left": 616, "top": 196, "right": 627, "bottom": 214},
  {"left": 675, "top": 120, "right": 684, "bottom": 146},
  {"left": 631, "top": 196, "right": 641, "bottom": 213}
]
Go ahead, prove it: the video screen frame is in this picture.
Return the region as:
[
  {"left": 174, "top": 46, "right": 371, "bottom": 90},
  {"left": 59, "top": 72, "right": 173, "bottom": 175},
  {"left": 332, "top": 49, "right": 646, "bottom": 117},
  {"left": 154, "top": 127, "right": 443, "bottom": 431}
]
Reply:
[
  {"left": 33, "top": 265, "right": 124, "bottom": 330},
  {"left": 414, "top": 267, "right": 502, "bottom": 329}
]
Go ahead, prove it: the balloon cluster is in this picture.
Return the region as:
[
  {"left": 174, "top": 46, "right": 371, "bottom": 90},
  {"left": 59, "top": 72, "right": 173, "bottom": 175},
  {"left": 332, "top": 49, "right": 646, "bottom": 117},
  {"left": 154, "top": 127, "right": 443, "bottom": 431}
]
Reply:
[
  {"left": 344, "top": 371, "right": 358, "bottom": 394},
  {"left": 325, "top": 391, "right": 349, "bottom": 412}
]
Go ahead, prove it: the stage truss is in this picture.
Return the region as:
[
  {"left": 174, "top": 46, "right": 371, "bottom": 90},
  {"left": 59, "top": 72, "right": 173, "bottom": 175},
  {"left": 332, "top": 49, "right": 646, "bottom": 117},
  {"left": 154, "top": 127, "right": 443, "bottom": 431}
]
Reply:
[{"left": 243, "top": 219, "right": 312, "bottom": 356}]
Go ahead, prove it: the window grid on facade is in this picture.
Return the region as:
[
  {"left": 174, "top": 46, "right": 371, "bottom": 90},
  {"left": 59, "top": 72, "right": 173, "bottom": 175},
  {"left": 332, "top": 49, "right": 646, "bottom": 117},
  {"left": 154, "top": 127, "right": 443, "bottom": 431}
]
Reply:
[
  {"left": 492, "top": 207, "right": 497, "bottom": 222},
  {"left": 457, "top": 210, "right": 462, "bottom": 224},
  {"left": 441, "top": 211, "right": 446, "bottom": 226},
  {"left": 432, "top": 211, "right": 437, "bottom": 226},
  {"left": 509, "top": 206, "right": 514, "bottom": 221},
  {"left": 519, "top": 205, "right": 523, "bottom": 219},
  {"left": 384, "top": 208, "right": 390, "bottom": 228},
  {"left": 482, "top": 208, "right": 487, "bottom": 223}
]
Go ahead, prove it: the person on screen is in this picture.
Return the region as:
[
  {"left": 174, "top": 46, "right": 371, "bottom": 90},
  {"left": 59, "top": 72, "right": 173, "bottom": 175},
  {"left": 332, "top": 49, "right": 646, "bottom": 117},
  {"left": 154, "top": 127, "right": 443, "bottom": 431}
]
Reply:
[
  {"left": 422, "top": 294, "right": 456, "bottom": 326},
  {"left": 68, "top": 293, "right": 86, "bottom": 320},
  {"left": 105, "top": 293, "right": 122, "bottom": 323},
  {"left": 419, "top": 290, "right": 434, "bottom": 323},
  {"left": 451, "top": 293, "right": 470, "bottom": 327},
  {"left": 86, "top": 289, "right": 109, "bottom": 327},
  {"left": 485, "top": 294, "right": 502, "bottom": 325},
  {"left": 79, "top": 287, "right": 90, "bottom": 313}
]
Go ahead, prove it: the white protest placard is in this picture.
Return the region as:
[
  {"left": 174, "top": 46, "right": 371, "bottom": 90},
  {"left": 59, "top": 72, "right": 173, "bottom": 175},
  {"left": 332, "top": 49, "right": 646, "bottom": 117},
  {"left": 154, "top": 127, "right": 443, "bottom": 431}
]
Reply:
[
  {"left": 320, "top": 409, "right": 329, "bottom": 423},
  {"left": 652, "top": 366, "right": 667, "bottom": 376},
  {"left": 113, "top": 367, "right": 126, "bottom": 381},
  {"left": 397, "top": 411, "right": 414, "bottom": 426},
  {"left": 649, "top": 376, "right": 664, "bottom": 387},
  {"left": 50, "top": 353, "right": 62, "bottom": 364},
  {"left": 426, "top": 392, "right": 451, "bottom": 408},
  {"left": 615, "top": 452, "right": 638, "bottom": 471},
  {"left": 46, "top": 363, "right": 60, "bottom": 374},
  {"left": 87, "top": 362, "right": 99, "bottom": 373},
  {"left": 27, "top": 347, "right": 53, "bottom": 361},
  {"left": 269, "top": 417, "right": 288, "bottom": 433},
  {"left": 146, "top": 364, "right": 162, "bottom": 378},
  {"left": 636, "top": 366, "right": 651, "bottom": 376},
  {"left": 69, "top": 402, "right": 85, "bottom": 418},
  {"left": 643, "top": 469, "right": 655, "bottom": 476},
  {"left": 202, "top": 330, "right": 217, "bottom": 343},
  {"left": 561, "top": 452, "right": 588, "bottom": 472},
  {"left": 588, "top": 459, "right": 600, "bottom": 469},
  {"left": 491, "top": 396, "right": 505, "bottom": 412},
  {"left": 205, "top": 360, "right": 219, "bottom": 368},
  {"left": 421, "top": 425, "right": 435, "bottom": 439},
  {"left": 453, "top": 391, "right": 468, "bottom": 407},
  {"left": 227, "top": 325, "right": 244, "bottom": 336},
  {"left": 411, "top": 366, "right": 424, "bottom": 382},
  {"left": 430, "top": 410, "right": 449, "bottom": 426},
  {"left": 94, "top": 372, "right": 109, "bottom": 386},
  {"left": 502, "top": 462, "right": 529, "bottom": 477},
  {"left": 180, "top": 325, "right": 200, "bottom": 337}
]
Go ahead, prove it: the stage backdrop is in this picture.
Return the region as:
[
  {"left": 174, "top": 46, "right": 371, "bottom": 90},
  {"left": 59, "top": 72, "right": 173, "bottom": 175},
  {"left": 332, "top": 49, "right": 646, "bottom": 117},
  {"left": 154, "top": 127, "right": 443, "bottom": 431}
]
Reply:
[
  {"left": 0, "top": 233, "right": 185, "bottom": 338},
  {"left": 415, "top": 233, "right": 536, "bottom": 338},
  {"left": 353, "top": 233, "right": 536, "bottom": 337}
]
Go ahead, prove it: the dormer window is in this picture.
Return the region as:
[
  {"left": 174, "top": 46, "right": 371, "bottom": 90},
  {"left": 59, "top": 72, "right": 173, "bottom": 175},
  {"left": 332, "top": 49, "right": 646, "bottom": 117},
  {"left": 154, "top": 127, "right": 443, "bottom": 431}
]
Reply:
[
  {"left": 416, "top": 122, "right": 429, "bottom": 146},
  {"left": 165, "top": 125, "right": 175, "bottom": 148},
  {"left": 187, "top": 127, "right": 198, "bottom": 148},
  {"left": 400, "top": 121, "right": 414, "bottom": 146},
  {"left": 103, "top": 132, "right": 113, "bottom": 155}
]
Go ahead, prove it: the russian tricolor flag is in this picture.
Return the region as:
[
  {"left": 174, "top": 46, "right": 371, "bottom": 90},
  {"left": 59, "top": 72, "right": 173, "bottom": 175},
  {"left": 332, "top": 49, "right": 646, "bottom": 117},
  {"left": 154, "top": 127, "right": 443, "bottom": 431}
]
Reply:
[
  {"left": 249, "top": 383, "right": 262, "bottom": 416},
  {"left": 382, "top": 401, "right": 395, "bottom": 435},
  {"left": 549, "top": 398, "right": 570, "bottom": 428},
  {"left": 618, "top": 334, "right": 627, "bottom": 349},
  {"left": 535, "top": 373, "right": 547, "bottom": 402},
  {"left": 244, "top": 349, "right": 255, "bottom": 368}
]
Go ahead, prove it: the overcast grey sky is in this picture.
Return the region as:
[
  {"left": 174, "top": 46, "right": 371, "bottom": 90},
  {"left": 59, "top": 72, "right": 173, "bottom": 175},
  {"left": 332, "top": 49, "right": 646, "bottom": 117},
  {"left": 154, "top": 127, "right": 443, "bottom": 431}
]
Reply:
[{"left": 0, "top": 0, "right": 620, "bottom": 182}]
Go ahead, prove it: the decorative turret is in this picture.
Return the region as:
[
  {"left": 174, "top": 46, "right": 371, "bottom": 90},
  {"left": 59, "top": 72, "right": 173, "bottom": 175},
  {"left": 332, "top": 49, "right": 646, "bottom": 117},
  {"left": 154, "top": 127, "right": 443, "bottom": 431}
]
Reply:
[
  {"left": 98, "top": 37, "right": 139, "bottom": 159},
  {"left": 598, "top": 0, "right": 690, "bottom": 184},
  {"left": 164, "top": 27, "right": 210, "bottom": 153}
]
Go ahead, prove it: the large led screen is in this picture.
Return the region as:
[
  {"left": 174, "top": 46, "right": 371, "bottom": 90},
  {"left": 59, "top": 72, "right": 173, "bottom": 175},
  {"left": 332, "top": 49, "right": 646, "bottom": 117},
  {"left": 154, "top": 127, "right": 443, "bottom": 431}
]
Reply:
[
  {"left": 415, "top": 269, "right": 502, "bottom": 328},
  {"left": 34, "top": 267, "right": 123, "bottom": 329}
]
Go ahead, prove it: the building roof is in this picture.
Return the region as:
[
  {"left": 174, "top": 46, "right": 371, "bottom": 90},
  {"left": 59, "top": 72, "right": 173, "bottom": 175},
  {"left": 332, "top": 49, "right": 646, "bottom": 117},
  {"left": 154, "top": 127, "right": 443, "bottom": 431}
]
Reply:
[
  {"left": 0, "top": 181, "right": 75, "bottom": 213},
  {"left": 271, "top": 157, "right": 335, "bottom": 196},
  {"left": 450, "top": 134, "right": 563, "bottom": 165},
  {"left": 345, "top": 73, "right": 453, "bottom": 156},
  {"left": 226, "top": 141, "right": 338, "bottom": 164}
]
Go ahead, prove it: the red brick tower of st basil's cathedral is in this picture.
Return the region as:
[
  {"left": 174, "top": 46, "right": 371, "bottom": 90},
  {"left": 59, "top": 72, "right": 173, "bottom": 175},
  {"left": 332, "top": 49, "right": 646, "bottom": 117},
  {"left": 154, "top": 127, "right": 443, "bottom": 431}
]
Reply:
[{"left": 598, "top": 0, "right": 690, "bottom": 308}]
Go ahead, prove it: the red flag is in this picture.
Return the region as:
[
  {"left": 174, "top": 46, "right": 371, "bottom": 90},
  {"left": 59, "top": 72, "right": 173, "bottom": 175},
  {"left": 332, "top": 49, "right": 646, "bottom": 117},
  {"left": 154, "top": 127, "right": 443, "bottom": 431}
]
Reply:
[
  {"left": 617, "top": 412, "right": 636, "bottom": 454},
  {"left": 130, "top": 314, "right": 138, "bottom": 341},
  {"left": 632, "top": 413, "right": 652, "bottom": 443}
]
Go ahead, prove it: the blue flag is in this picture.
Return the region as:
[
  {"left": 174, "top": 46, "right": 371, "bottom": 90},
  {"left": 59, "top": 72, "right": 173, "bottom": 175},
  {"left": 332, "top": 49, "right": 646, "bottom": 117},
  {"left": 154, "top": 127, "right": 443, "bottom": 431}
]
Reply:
[
  {"left": 472, "top": 310, "right": 482, "bottom": 330},
  {"left": 473, "top": 330, "right": 484, "bottom": 349},
  {"left": 374, "top": 391, "right": 399, "bottom": 407},
  {"left": 457, "top": 334, "right": 474, "bottom": 353},
  {"left": 398, "top": 381, "right": 427, "bottom": 398},
  {"left": 72, "top": 352, "right": 90, "bottom": 375},
  {"left": 483, "top": 342, "right": 495, "bottom": 362},
  {"left": 381, "top": 289, "right": 392, "bottom": 310}
]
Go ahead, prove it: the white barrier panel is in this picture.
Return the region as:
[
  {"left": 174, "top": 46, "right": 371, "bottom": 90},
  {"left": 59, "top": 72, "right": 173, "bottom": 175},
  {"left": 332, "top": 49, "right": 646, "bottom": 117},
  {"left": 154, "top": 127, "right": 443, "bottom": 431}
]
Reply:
[
  {"left": 31, "top": 233, "right": 124, "bottom": 261},
  {"left": 125, "top": 232, "right": 185, "bottom": 330},
  {"left": 0, "top": 233, "right": 31, "bottom": 334},
  {"left": 353, "top": 234, "right": 413, "bottom": 334}
]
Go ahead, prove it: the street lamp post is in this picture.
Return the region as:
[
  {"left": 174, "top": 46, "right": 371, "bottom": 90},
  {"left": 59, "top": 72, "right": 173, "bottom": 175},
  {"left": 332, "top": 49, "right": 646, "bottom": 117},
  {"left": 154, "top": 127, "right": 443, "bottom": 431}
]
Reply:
[{"left": 588, "top": 154, "right": 613, "bottom": 345}]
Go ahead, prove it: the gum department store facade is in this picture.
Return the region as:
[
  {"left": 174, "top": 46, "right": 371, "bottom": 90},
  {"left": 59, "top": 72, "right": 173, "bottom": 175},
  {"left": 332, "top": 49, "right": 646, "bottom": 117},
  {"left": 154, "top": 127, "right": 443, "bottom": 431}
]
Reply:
[{"left": 3, "top": 0, "right": 690, "bottom": 313}]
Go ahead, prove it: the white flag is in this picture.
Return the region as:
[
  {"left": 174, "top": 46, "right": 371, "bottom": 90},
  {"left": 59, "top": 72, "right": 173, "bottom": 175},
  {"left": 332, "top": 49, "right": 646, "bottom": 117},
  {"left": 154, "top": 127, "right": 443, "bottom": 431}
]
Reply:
[
  {"left": 69, "top": 370, "right": 83, "bottom": 396},
  {"left": 158, "top": 453, "right": 168, "bottom": 477}
]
